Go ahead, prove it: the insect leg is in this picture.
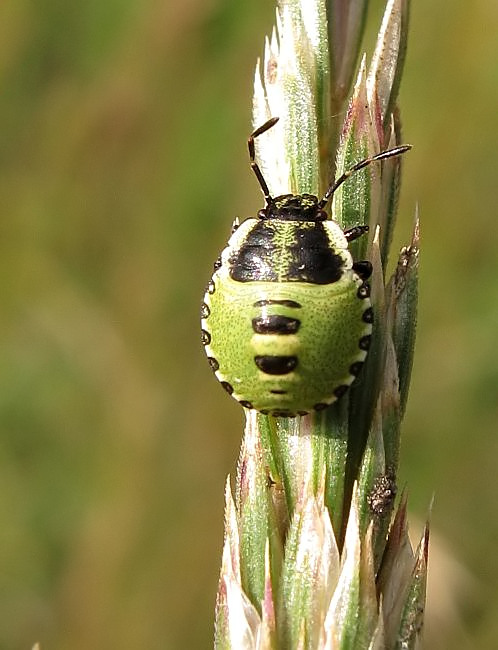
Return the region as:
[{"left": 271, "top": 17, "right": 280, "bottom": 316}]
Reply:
[{"left": 344, "top": 225, "right": 369, "bottom": 242}]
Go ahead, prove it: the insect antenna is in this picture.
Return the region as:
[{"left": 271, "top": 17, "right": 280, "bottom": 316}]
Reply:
[
  {"left": 248, "top": 117, "right": 279, "bottom": 204},
  {"left": 317, "top": 144, "right": 412, "bottom": 209}
]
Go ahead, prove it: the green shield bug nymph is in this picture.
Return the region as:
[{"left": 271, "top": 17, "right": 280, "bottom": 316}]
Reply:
[{"left": 201, "top": 117, "right": 410, "bottom": 417}]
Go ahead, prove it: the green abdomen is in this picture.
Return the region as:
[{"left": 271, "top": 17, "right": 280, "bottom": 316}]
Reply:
[{"left": 202, "top": 273, "right": 371, "bottom": 416}]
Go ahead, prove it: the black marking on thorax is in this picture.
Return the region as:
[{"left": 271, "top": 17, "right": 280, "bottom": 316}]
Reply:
[
  {"left": 230, "top": 220, "right": 344, "bottom": 284},
  {"left": 287, "top": 224, "right": 344, "bottom": 283},
  {"left": 229, "top": 221, "right": 277, "bottom": 282}
]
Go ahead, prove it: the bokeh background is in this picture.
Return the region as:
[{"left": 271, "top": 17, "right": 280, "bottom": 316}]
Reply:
[{"left": 0, "top": 0, "right": 497, "bottom": 648}]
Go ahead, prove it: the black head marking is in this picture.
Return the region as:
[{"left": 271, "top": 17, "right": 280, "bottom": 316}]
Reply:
[{"left": 259, "top": 194, "right": 327, "bottom": 222}]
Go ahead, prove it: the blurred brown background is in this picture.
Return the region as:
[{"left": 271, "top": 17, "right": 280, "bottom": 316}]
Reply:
[{"left": 0, "top": 0, "right": 497, "bottom": 648}]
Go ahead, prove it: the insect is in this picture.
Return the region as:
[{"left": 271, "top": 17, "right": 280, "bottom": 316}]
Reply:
[{"left": 201, "top": 117, "right": 410, "bottom": 417}]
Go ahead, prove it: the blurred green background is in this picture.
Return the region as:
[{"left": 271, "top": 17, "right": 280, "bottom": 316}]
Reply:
[{"left": 0, "top": 0, "right": 497, "bottom": 648}]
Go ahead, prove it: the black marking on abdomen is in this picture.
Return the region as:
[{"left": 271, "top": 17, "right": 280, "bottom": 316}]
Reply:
[
  {"left": 362, "top": 307, "right": 373, "bottom": 323},
  {"left": 271, "top": 410, "right": 295, "bottom": 418},
  {"left": 254, "top": 355, "right": 298, "bottom": 375},
  {"left": 270, "top": 389, "right": 287, "bottom": 394},
  {"left": 201, "top": 302, "right": 210, "bottom": 319},
  {"left": 253, "top": 299, "right": 302, "bottom": 309},
  {"left": 350, "top": 361, "right": 363, "bottom": 376},
  {"left": 252, "top": 315, "right": 301, "bottom": 335},
  {"left": 207, "top": 357, "right": 219, "bottom": 371},
  {"left": 333, "top": 385, "right": 349, "bottom": 399},
  {"left": 357, "top": 283, "right": 371, "bottom": 299},
  {"left": 201, "top": 329, "right": 211, "bottom": 345},
  {"left": 359, "top": 335, "right": 371, "bottom": 351}
]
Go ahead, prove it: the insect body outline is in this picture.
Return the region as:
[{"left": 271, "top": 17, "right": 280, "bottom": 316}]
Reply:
[{"left": 201, "top": 118, "right": 410, "bottom": 417}]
